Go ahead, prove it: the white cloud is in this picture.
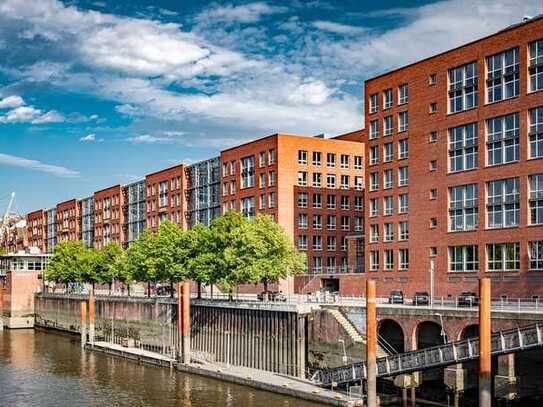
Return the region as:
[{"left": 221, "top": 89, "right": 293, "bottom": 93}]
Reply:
[
  {"left": 0, "top": 95, "right": 25, "bottom": 109},
  {"left": 312, "top": 20, "right": 365, "bottom": 35},
  {"left": 0, "top": 106, "right": 65, "bottom": 124},
  {"left": 195, "top": 2, "right": 288, "bottom": 24},
  {"left": 79, "top": 133, "right": 103, "bottom": 142},
  {"left": 0, "top": 152, "right": 79, "bottom": 178},
  {"left": 126, "top": 134, "right": 167, "bottom": 144}
]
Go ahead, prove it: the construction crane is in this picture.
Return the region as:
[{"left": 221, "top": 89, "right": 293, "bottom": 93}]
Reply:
[{"left": 1, "top": 192, "right": 16, "bottom": 235}]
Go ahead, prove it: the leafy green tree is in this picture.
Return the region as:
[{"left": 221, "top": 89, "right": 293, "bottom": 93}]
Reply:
[
  {"left": 46, "top": 241, "right": 94, "bottom": 288},
  {"left": 125, "top": 229, "right": 158, "bottom": 297},
  {"left": 231, "top": 214, "right": 306, "bottom": 291},
  {"left": 92, "top": 242, "right": 124, "bottom": 294}
]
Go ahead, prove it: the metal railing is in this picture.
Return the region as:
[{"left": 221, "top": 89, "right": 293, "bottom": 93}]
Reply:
[{"left": 313, "top": 322, "right": 543, "bottom": 387}]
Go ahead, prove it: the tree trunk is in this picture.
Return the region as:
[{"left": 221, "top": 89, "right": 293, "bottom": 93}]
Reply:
[
  {"left": 210, "top": 285, "right": 213, "bottom": 299},
  {"left": 127, "top": 284, "right": 131, "bottom": 297},
  {"left": 197, "top": 282, "right": 202, "bottom": 299},
  {"left": 147, "top": 282, "right": 151, "bottom": 298},
  {"left": 109, "top": 282, "right": 112, "bottom": 296},
  {"left": 170, "top": 281, "right": 174, "bottom": 298},
  {"left": 263, "top": 280, "right": 268, "bottom": 292}
]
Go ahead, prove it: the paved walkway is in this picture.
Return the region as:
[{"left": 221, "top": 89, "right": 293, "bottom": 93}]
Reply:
[{"left": 89, "top": 341, "right": 365, "bottom": 406}]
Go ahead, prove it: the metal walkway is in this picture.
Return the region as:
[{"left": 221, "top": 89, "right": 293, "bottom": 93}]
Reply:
[{"left": 314, "top": 322, "right": 543, "bottom": 387}]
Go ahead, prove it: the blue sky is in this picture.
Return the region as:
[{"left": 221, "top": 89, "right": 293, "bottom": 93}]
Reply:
[{"left": 0, "top": 0, "right": 540, "bottom": 213}]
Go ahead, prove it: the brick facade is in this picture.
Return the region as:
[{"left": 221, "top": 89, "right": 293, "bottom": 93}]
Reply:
[
  {"left": 56, "top": 199, "right": 80, "bottom": 243},
  {"left": 26, "top": 209, "right": 47, "bottom": 252},
  {"left": 93, "top": 185, "right": 124, "bottom": 249}
]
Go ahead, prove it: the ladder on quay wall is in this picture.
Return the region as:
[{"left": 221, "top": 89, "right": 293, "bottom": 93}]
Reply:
[{"left": 313, "top": 321, "right": 543, "bottom": 387}]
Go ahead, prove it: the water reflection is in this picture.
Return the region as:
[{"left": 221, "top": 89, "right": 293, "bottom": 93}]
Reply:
[{"left": 0, "top": 330, "right": 322, "bottom": 407}]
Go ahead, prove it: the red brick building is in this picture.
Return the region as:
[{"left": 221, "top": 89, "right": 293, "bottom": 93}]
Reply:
[
  {"left": 220, "top": 133, "right": 365, "bottom": 294},
  {"left": 93, "top": 185, "right": 124, "bottom": 249},
  {"left": 363, "top": 16, "right": 543, "bottom": 298},
  {"left": 26, "top": 209, "right": 47, "bottom": 252},
  {"left": 56, "top": 199, "right": 80, "bottom": 243},
  {"left": 145, "top": 164, "right": 187, "bottom": 232}
]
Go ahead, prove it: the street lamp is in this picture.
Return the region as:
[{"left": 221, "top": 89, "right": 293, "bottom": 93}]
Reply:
[
  {"left": 435, "top": 313, "right": 447, "bottom": 344},
  {"left": 338, "top": 339, "right": 348, "bottom": 364}
]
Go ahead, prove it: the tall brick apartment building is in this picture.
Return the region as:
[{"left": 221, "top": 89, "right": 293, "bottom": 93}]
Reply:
[
  {"left": 93, "top": 185, "right": 124, "bottom": 249},
  {"left": 26, "top": 209, "right": 47, "bottom": 252},
  {"left": 56, "top": 199, "right": 80, "bottom": 243},
  {"left": 220, "top": 133, "right": 365, "bottom": 294},
  {"left": 364, "top": 16, "right": 543, "bottom": 298}
]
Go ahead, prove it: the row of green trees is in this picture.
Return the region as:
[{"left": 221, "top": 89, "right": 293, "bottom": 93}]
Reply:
[{"left": 46, "top": 211, "right": 306, "bottom": 295}]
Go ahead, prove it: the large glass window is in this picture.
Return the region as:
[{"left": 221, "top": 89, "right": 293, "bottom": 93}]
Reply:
[
  {"left": 487, "top": 113, "right": 519, "bottom": 165},
  {"left": 449, "top": 184, "right": 478, "bottom": 231},
  {"left": 398, "top": 111, "right": 408, "bottom": 132},
  {"left": 370, "top": 172, "right": 379, "bottom": 191},
  {"left": 384, "top": 196, "right": 393, "bottom": 216},
  {"left": 530, "top": 241, "right": 543, "bottom": 270},
  {"left": 384, "top": 143, "right": 393, "bottom": 162},
  {"left": 384, "top": 223, "right": 394, "bottom": 241},
  {"left": 530, "top": 174, "right": 543, "bottom": 225},
  {"left": 529, "top": 39, "right": 543, "bottom": 92},
  {"left": 486, "top": 47, "right": 519, "bottom": 103},
  {"left": 487, "top": 242, "right": 520, "bottom": 271},
  {"left": 370, "top": 120, "right": 379, "bottom": 139},
  {"left": 383, "top": 89, "right": 393, "bottom": 109},
  {"left": 384, "top": 115, "right": 393, "bottom": 136},
  {"left": 370, "top": 224, "right": 379, "bottom": 243},
  {"left": 399, "top": 221, "right": 409, "bottom": 240},
  {"left": 399, "top": 249, "right": 409, "bottom": 270},
  {"left": 384, "top": 249, "right": 394, "bottom": 270},
  {"left": 398, "top": 194, "right": 408, "bottom": 213},
  {"left": 383, "top": 169, "right": 393, "bottom": 189},
  {"left": 529, "top": 107, "right": 543, "bottom": 159},
  {"left": 240, "top": 156, "right": 255, "bottom": 188},
  {"left": 398, "top": 166, "right": 409, "bottom": 186},
  {"left": 398, "top": 139, "right": 408, "bottom": 159},
  {"left": 241, "top": 196, "right": 255, "bottom": 218},
  {"left": 370, "top": 251, "right": 379, "bottom": 271},
  {"left": 449, "top": 245, "right": 478, "bottom": 272},
  {"left": 369, "top": 93, "right": 378, "bottom": 113},
  {"left": 449, "top": 123, "right": 478, "bottom": 172},
  {"left": 398, "top": 84, "right": 408, "bottom": 104},
  {"left": 449, "top": 62, "right": 478, "bottom": 113},
  {"left": 487, "top": 178, "right": 519, "bottom": 228},
  {"left": 370, "top": 146, "right": 379, "bottom": 165}
]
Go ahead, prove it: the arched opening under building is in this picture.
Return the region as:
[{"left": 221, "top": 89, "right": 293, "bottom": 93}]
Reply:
[
  {"left": 415, "top": 321, "right": 447, "bottom": 402},
  {"left": 378, "top": 319, "right": 405, "bottom": 353}
]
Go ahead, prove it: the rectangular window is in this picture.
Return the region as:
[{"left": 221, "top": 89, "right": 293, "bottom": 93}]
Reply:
[
  {"left": 384, "top": 143, "right": 393, "bottom": 162},
  {"left": 327, "top": 194, "right": 336, "bottom": 209},
  {"left": 370, "top": 120, "right": 379, "bottom": 139},
  {"left": 398, "top": 84, "right": 408, "bottom": 104},
  {"left": 486, "top": 47, "right": 519, "bottom": 103},
  {"left": 327, "top": 153, "right": 336, "bottom": 167},
  {"left": 369, "top": 93, "right": 378, "bottom": 113},
  {"left": 355, "top": 176, "right": 363, "bottom": 191},
  {"left": 487, "top": 242, "right": 520, "bottom": 272},
  {"left": 327, "top": 215, "right": 336, "bottom": 230},
  {"left": 370, "top": 224, "right": 379, "bottom": 243},
  {"left": 240, "top": 156, "right": 256, "bottom": 188},
  {"left": 298, "top": 192, "right": 308, "bottom": 208},
  {"left": 398, "top": 111, "right": 408, "bottom": 132},
  {"left": 384, "top": 249, "right": 394, "bottom": 270},
  {"left": 340, "top": 195, "right": 350, "bottom": 210},
  {"left": 340, "top": 154, "right": 349, "bottom": 169},
  {"left": 398, "top": 139, "right": 408, "bottom": 159},
  {"left": 449, "top": 62, "right": 478, "bottom": 113},
  {"left": 313, "top": 214, "right": 322, "bottom": 229},
  {"left": 312, "top": 151, "right": 322, "bottom": 166},
  {"left": 313, "top": 257, "right": 323, "bottom": 273},
  {"left": 384, "top": 196, "right": 393, "bottom": 216},
  {"left": 449, "top": 123, "right": 478, "bottom": 172},
  {"left": 354, "top": 216, "right": 363, "bottom": 232},
  {"left": 268, "top": 171, "right": 276, "bottom": 186},
  {"left": 384, "top": 115, "right": 393, "bottom": 136},
  {"left": 383, "top": 169, "right": 393, "bottom": 189},
  {"left": 429, "top": 131, "right": 438, "bottom": 143},
  {"left": 370, "top": 198, "right": 379, "bottom": 217},
  {"left": 530, "top": 174, "right": 543, "bottom": 225},
  {"left": 487, "top": 112, "right": 519, "bottom": 165},
  {"left": 399, "top": 221, "right": 409, "bottom": 240},
  {"left": 259, "top": 173, "right": 266, "bottom": 188},
  {"left": 449, "top": 184, "right": 479, "bottom": 231},
  {"left": 340, "top": 175, "right": 349, "bottom": 189},
  {"left": 449, "top": 245, "right": 479, "bottom": 272},
  {"left": 327, "top": 236, "right": 336, "bottom": 251},
  {"left": 268, "top": 192, "right": 276, "bottom": 208},
  {"left": 354, "top": 155, "right": 363, "bottom": 170},
  {"left": 259, "top": 151, "right": 266, "bottom": 168},
  {"left": 398, "top": 194, "right": 408, "bottom": 213},
  {"left": 370, "top": 172, "right": 379, "bottom": 191},
  {"left": 529, "top": 39, "right": 543, "bottom": 92},
  {"left": 259, "top": 194, "right": 266, "bottom": 210},
  {"left": 312, "top": 193, "right": 322, "bottom": 209},
  {"left": 530, "top": 241, "right": 543, "bottom": 270},
  {"left": 341, "top": 237, "right": 347, "bottom": 251},
  {"left": 399, "top": 249, "right": 409, "bottom": 270},
  {"left": 222, "top": 163, "right": 229, "bottom": 177},
  {"left": 340, "top": 215, "right": 350, "bottom": 231},
  {"left": 487, "top": 177, "right": 519, "bottom": 228},
  {"left": 298, "top": 171, "right": 307, "bottom": 186},
  {"left": 383, "top": 88, "right": 393, "bottom": 109},
  {"left": 370, "top": 251, "right": 379, "bottom": 271},
  {"left": 370, "top": 146, "right": 379, "bottom": 165},
  {"left": 327, "top": 174, "right": 336, "bottom": 188},
  {"left": 354, "top": 196, "right": 363, "bottom": 211},
  {"left": 398, "top": 166, "right": 408, "bottom": 186},
  {"left": 268, "top": 149, "right": 276, "bottom": 165},
  {"left": 298, "top": 150, "right": 307, "bottom": 165},
  {"left": 241, "top": 196, "right": 255, "bottom": 218},
  {"left": 298, "top": 235, "right": 307, "bottom": 250},
  {"left": 312, "top": 235, "right": 322, "bottom": 251},
  {"left": 298, "top": 213, "right": 308, "bottom": 229},
  {"left": 529, "top": 107, "right": 543, "bottom": 159},
  {"left": 429, "top": 73, "right": 437, "bottom": 85},
  {"left": 384, "top": 223, "right": 393, "bottom": 241},
  {"left": 429, "top": 102, "right": 437, "bottom": 113}
]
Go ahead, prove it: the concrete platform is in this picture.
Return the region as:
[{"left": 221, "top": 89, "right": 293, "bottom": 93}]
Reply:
[
  {"left": 87, "top": 341, "right": 364, "bottom": 406},
  {"left": 0, "top": 316, "right": 34, "bottom": 329}
]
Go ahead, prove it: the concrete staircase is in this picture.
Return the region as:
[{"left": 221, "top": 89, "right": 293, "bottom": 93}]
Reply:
[{"left": 327, "top": 309, "right": 388, "bottom": 357}]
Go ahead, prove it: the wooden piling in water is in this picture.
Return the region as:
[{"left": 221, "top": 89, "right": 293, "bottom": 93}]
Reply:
[
  {"left": 88, "top": 287, "right": 95, "bottom": 345},
  {"left": 479, "top": 278, "right": 491, "bottom": 407},
  {"left": 366, "top": 280, "right": 377, "bottom": 407},
  {"left": 80, "top": 300, "right": 87, "bottom": 348}
]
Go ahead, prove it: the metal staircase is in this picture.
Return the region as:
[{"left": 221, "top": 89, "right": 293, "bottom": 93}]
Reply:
[{"left": 313, "top": 322, "right": 543, "bottom": 387}]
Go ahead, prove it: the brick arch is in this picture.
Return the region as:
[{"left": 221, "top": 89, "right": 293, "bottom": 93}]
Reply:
[
  {"left": 378, "top": 318, "right": 405, "bottom": 353},
  {"left": 458, "top": 323, "right": 479, "bottom": 341},
  {"left": 412, "top": 319, "right": 453, "bottom": 350}
]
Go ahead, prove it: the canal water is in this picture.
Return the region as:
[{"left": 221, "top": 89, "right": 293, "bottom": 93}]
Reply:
[{"left": 0, "top": 329, "right": 323, "bottom": 407}]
